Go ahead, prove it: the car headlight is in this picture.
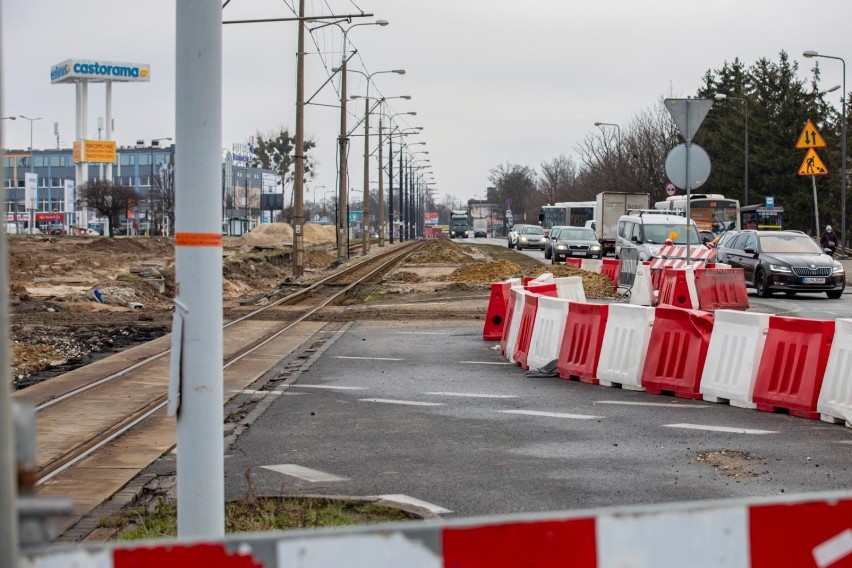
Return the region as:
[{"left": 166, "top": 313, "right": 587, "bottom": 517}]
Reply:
[
  {"left": 555, "top": 244, "right": 567, "bottom": 251},
  {"left": 833, "top": 261, "right": 844, "bottom": 274},
  {"left": 590, "top": 245, "right": 601, "bottom": 251},
  {"left": 520, "top": 237, "right": 528, "bottom": 242},
  {"left": 770, "top": 264, "right": 792, "bottom": 273}
]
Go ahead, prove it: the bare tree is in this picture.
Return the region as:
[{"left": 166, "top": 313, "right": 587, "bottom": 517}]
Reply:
[
  {"left": 489, "top": 163, "right": 537, "bottom": 223},
  {"left": 538, "top": 154, "right": 579, "bottom": 204},
  {"left": 153, "top": 163, "right": 176, "bottom": 236},
  {"left": 77, "top": 179, "right": 138, "bottom": 237}
]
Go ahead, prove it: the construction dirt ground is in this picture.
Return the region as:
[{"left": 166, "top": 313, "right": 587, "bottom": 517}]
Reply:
[{"left": 8, "top": 225, "right": 617, "bottom": 390}]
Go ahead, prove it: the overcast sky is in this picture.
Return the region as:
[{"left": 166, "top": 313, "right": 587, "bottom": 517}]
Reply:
[{"left": 4, "top": 0, "right": 852, "bottom": 206}]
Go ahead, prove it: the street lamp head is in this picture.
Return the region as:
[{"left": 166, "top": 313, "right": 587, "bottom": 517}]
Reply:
[
  {"left": 2, "top": 116, "right": 16, "bottom": 120},
  {"left": 400, "top": 95, "right": 412, "bottom": 99},
  {"left": 803, "top": 50, "right": 819, "bottom": 58},
  {"left": 392, "top": 69, "right": 406, "bottom": 75},
  {"left": 594, "top": 122, "right": 603, "bottom": 126},
  {"left": 824, "top": 84, "right": 841, "bottom": 94},
  {"left": 376, "top": 19, "right": 389, "bottom": 26},
  {"left": 714, "top": 93, "right": 727, "bottom": 101}
]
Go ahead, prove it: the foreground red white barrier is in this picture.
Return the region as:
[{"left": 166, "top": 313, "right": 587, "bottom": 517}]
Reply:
[{"left": 22, "top": 491, "right": 852, "bottom": 567}]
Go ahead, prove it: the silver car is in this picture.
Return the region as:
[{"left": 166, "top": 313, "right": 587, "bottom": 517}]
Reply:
[{"left": 514, "top": 224, "right": 546, "bottom": 251}]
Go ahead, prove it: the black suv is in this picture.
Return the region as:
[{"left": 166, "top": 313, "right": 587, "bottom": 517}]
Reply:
[{"left": 721, "top": 230, "right": 845, "bottom": 298}]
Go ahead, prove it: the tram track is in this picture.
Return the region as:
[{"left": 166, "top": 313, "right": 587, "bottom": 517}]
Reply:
[{"left": 15, "top": 240, "right": 423, "bottom": 494}]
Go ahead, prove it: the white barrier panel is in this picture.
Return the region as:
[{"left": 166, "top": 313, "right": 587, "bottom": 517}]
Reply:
[
  {"left": 700, "top": 310, "right": 770, "bottom": 408},
  {"left": 683, "top": 266, "right": 699, "bottom": 310},
  {"left": 533, "top": 272, "right": 553, "bottom": 283},
  {"left": 526, "top": 296, "right": 571, "bottom": 371},
  {"left": 504, "top": 287, "right": 527, "bottom": 364},
  {"left": 580, "top": 259, "right": 602, "bottom": 273},
  {"left": 554, "top": 276, "right": 586, "bottom": 302},
  {"left": 629, "top": 263, "right": 655, "bottom": 306},
  {"left": 597, "top": 304, "right": 654, "bottom": 391},
  {"left": 818, "top": 317, "right": 852, "bottom": 427}
]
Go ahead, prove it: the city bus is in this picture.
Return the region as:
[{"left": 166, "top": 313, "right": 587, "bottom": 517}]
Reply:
[
  {"left": 540, "top": 201, "right": 595, "bottom": 235},
  {"left": 654, "top": 194, "right": 740, "bottom": 236},
  {"left": 740, "top": 204, "right": 784, "bottom": 230}
]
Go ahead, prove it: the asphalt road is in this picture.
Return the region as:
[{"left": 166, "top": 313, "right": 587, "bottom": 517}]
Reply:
[{"left": 225, "top": 319, "right": 852, "bottom": 518}]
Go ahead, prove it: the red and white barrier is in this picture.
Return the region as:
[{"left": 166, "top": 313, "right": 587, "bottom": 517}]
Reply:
[
  {"left": 526, "top": 296, "right": 571, "bottom": 371},
  {"left": 701, "top": 310, "right": 770, "bottom": 409},
  {"left": 753, "top": 316, "right": 835, "bottom": 419},
  {"left": 513, "top": 293, "right": 541, "bottom": 370},
  {"left": 818, "top": 318, "right": 852, "bottom": 427},
  {"left": 597, "top": 304, "right": 654, "bottom": 391},
  {"left": 557, "top": 302, "right": 608, "bottom": 384},
  {"left": 500, "top": 287, "right": 525, "bottom": 360},
  {"left": 629, "top": 263, "right": 655, "bottom": 306},
  {"left": 656, "top": 266, "right": 699, "bottom": 310},
  {"left": 649, "top": 244, "right": 717, "bottom": 269},
  {"left": 553, "top": 276, "right": 586, "bottom": 302},
  {"left": 23, "top": 492, "right": 852, "bottom": 568},
  {"left": 693, "top": 268, "right": 749, "bottom": 311},
  {"left": 580, "top": 258, "right": 602, "bottom": 274},
  {"left": 482, "top": 278, "right": 522, "bottom": 341}
]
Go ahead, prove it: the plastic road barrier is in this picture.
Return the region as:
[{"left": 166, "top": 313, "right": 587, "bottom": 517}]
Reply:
[
  {"left": 580, "top": 258, "right": 602, "bottom": 274},
  {"left": 500, "top": 287, "right": 525, "bottom": 358},
  {"left": 524, "top": 281, "right": 558, "bottom": 298},
  {"left": 641, "top": 306, "right": 714, "bottom": 399},
  {"left": 482, "top": 278, "right": 521, "bottom": 341},
  {"left": 694, "top": 268, "right": 749, "bottom": 311},
  {"left": 753, "top": 316, "right": 835, "bottom": 419},
  {"left": 818, "top": 318, "right": 852, "bottom": 427},
  {"left": 564, "top": 258, "right": 582, "bottom": 268},
  {"left": 526, "top": 296, "right": 571, "bottom": 372},
  {"left": 656, "top": 267, "right": 699, "bottom": 310},
  {"left": 648, "top": 244, "right": 717, "bottom": 269},
  {"left": 523, "top": 272, "right": 553, "bottom": 286},
  {"left": 599, "top": 258, "right": 619, "bottom": 289},
  {"left": 556, "top": 302, "right": 609, "bottom": 384},
  {"left": 629, "top": 263, "right": 656, "bottom": 306},
  {"left": 22, "top": 491, "right": 852, "bottom": 567},
  {"left": 701, "top": 310, "right": 770, "bottom": 409},
  {"left": 553, "top": 276, "right": 586, "bottom": 302},
  {"left": 597, "top": 304, "right": 655, "bottom": 391},
  {"left": 512, "top": 293, "right": 541, "bottom": 370}
]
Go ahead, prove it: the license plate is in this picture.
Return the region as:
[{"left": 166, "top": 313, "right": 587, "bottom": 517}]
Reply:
[
  {"left": 573, "top": 251, "right": 587, "bottom": 256},
  {"left": 802, "top": 277, "right": 825, "bottom": 284}
]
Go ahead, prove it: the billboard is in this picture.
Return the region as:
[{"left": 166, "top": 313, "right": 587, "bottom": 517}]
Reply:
[
  {"left": 73, "top": 140, "right": 117, "bottom": 163},
  {"left": 51, "top": 59, "right": 150, "bottom": 84},
  {"left": 424, "top": 211, "right": 439, "bottom": 225}
]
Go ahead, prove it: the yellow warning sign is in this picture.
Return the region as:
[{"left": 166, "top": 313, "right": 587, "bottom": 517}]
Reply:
[
  {"left": 798, "top": 148, "right": 828, "bottom": 176},
  {"left": 796, "top": 120, "right": 827, "bottom": 149}
]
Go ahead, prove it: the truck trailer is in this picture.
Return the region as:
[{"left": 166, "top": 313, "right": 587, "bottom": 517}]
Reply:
[{"left": 593, "top": 192, "right": 650, "bottom": 255}]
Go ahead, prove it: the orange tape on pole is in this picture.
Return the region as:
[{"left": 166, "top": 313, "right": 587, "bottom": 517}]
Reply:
[{"left": 175, "top": 232, "right": 223, "bottom": 247}]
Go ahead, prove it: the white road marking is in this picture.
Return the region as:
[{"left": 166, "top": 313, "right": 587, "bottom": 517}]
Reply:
[
  {"left": 378, "top": 494, "right": 453, "bottom": 514},
  {"left": 261, "top": 464, "right": 349, "bottom": 483},
  {"left": 663, "top": 423, "right": 777, "bottom": 435},
  {"left": 595, "top": 400, "right": 709, "bottom": 408},
  {"left": 500, "top": 410, "right": 602, "bottom": 420},
  {"left": 425, "top": 391, "right": 517, "bottom": 399},
  {"left": 838, "top": 440, "right": 852, "bottom": 445},
  {"left": 458, "top": 360, "right": 512, "bottom": 365},
  {"left": 335, "top": 356, "right": 404, "bottom": 361},
  {"left": 291, "top": 385, "right": 366, "bottom": 390},
  {"left": 813, "top": 529, "right": 852, "bottom": 568},
  {"left": 230, "top": 389, "right": 281, "bottom": 396},
  {"left": 360, "top": 398, "right": 445, "bottom": 407}
]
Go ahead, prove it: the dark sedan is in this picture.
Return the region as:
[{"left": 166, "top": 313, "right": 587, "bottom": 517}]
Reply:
[
  {"left": 722, "top": 230, "right": 845, "bottom": 298},
  {"left": 551, "top": 226, "right": 603, "bottom": 263}
]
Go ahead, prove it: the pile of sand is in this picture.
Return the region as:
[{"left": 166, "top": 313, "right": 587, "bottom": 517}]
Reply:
[{"left": 237, "top": 223, "right": 336, "bottom": 248}]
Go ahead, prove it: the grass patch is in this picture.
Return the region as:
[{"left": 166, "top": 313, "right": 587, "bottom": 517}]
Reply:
[{"left": 112, "top": 496, "right": 415, "bottom": 541}]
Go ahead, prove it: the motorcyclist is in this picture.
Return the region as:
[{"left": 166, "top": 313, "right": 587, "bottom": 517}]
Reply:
[{"left": 820, "top": 225, "right": 839, "bottom": 256}]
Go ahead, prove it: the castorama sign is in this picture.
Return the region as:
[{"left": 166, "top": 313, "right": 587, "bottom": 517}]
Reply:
[{"left": 50, "top": 59, "right": 150, "bottom": 84}]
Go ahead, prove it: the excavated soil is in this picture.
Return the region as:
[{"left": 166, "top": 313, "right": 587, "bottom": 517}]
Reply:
[{"left": 8, "top": 234, "right": 618, "bottom": 389}]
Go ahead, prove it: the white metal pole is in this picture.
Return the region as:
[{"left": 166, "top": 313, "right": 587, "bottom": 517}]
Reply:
[
  {"left": 175, "top": 0, "right": 224, "bottom": 538},
  {"left": 105, "top": 81, "right": 113, "bottom": 182},
  {"left": 0, "top": 13, "right": 21, "bottom": 563}
]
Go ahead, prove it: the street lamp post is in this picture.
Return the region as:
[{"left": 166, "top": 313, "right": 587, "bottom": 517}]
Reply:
[
  {"left": 384, "top": 112, "right": 416, "bottom": 244},
  {"left": 408, "top": 150, "right": 429, "bottom": 238},
  {"left": 594, "top": 122, "right": 622, "bottom": 190},
  {"left": 19, "top": 115, "right": 42, "bottom": 233},
  {"left": 804, "top": 50, "right": 847, "bottom": 258},
  {"left": 150, "top": 137, "right": 173, "bottom": 235},
  {"left": 713, "top": 94, "right": 749, "bottom": 207}
]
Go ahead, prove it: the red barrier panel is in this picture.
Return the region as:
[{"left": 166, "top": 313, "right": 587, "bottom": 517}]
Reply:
[
  {"left": 556, "top": 302, "right": 609, "bottom": 383},
  {"left": 650, "top": 267, "right": 664, "bottom": 292},
  {"left": 641, "top": 306, "right": 714, "bottom": 399},
  {"left": 483, "top": 281, "right": 513, "bottom": 341},
  {"left": 693, "top": 268, "right": 749, "bottom": 311},
  {"left": 564, "top": 258, "right": 582, "bottom": 268},
  {"left": 500, "top": 288, "right": 522, "bottom": 356},
  {"left": 600, "top": 259, "right": 619, "bottom": 289},
  {"left": 513, "top": 293, "right": 542, "bottom": 369},
  {"left": 657, "top": 268, "right": 695, "bottom": 309},
  {"left": 752, "top": 317, "right": 835, "bottom": 419},
  {"left": 525, "top": 282, "right": 558, "bottom": 297}
]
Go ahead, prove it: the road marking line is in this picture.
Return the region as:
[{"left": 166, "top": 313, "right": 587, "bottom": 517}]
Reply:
[
  {"left": 360, "top": 398, "right": 444, "bottom": 407},
  {"left": 378, "top": 494, "right": 453, "bottom": 514},
  {"left": 814, "top": 529, "right": 852, "bottom": 568},
  {"left": 838, "top": 440, "right": 852, "bottom": 445},
  {"left": 230, "top": 389, "right": 281, "bottom": 396},
  {"left": 458, "top": 360, "right": 512, "bottom": 365},
  {"left": 335, "top": 356, "right": 404, "bottom": 361},
  {"left": 261, "top": 464, "right": 349, "bottom": 483},
  {"left": 663, "top": 423, "right": 777, "bottom": 435},
  {"left": 500, "top": 410, "right": 602, "bottom": 420},
  {"left": 595, "top": 400, "right": 709, "bottom": 408},
  {"left": 425, "top": 391, "right": 517, "bottom": 399},
  {"left": 291, "top": 385, "right": 366, "bottom": 390}
]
